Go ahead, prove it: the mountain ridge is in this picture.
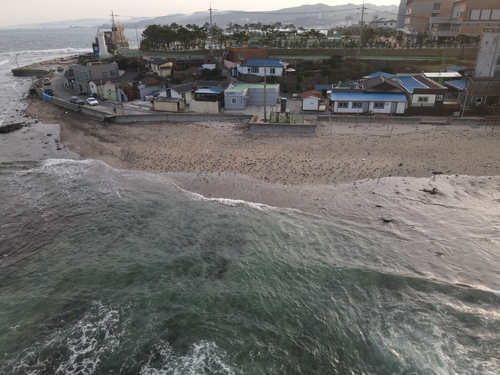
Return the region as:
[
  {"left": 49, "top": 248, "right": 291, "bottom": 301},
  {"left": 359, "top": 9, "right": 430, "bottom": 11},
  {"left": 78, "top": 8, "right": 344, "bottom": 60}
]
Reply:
[{"left": 3, "top": 3, "right": 399, "bottom": 30}]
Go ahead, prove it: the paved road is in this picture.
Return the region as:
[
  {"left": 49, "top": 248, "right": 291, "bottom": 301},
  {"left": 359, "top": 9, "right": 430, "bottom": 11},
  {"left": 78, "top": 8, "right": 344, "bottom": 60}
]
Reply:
[{"left": 42, "top": 70, "right": 153, "bottom": 115}]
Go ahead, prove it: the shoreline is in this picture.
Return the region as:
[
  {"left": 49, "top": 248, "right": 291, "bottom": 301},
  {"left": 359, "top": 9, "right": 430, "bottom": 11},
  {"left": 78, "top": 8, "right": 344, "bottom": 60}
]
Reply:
[{"left": 23, "top": 96, "right": 500, "bottom": 211}]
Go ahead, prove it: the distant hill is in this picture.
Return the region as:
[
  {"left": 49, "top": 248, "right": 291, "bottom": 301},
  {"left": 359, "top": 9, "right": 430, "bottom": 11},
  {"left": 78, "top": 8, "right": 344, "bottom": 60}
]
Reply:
[
  {"left": 3, "top": 3, "right": 399, "bottom": 30},
  {"left": 128, "top": 3, "right": 400, "bottom": 29},
  {"left": 3, "top": 18, "right": 109, "bottom": 29}
]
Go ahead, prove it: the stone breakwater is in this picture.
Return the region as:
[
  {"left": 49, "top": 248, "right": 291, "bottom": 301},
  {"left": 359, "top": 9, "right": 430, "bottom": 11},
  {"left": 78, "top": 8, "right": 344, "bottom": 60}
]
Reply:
[{"left": 12, "top": 67, "right": 49, "bottom": 78}]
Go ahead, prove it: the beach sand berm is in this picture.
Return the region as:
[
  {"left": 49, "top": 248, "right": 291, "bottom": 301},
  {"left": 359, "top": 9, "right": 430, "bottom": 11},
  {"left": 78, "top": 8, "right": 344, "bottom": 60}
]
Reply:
[{"left": 25, "top": 97, "right": 500, "bottom": 211}]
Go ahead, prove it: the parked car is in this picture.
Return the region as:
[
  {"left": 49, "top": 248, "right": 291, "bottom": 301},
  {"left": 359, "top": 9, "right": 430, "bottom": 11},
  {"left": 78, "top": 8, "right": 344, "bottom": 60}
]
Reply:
[
  {"left": 43, "top": 88, "right": 54, "bottom": 96},
  {"left": 86, "top": 97, "right": 98, "bottom": 106},
  {"left": 42, "top": 78, "right": 51, "bottom": 85},
  {"left": 57, "top": 66, "right": 64, "bottom": 72},
  {"left": 69, "top": 96, "right": 84, "bottom": 105},
  {"left": 49, "top": 67, "right": 55, "bottom": 72}
]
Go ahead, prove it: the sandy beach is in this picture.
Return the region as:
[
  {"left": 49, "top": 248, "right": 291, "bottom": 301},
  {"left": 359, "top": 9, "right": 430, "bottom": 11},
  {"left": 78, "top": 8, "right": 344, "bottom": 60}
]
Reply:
[{"left": 24, "top": 96, "right": 500, "bottom": 210}]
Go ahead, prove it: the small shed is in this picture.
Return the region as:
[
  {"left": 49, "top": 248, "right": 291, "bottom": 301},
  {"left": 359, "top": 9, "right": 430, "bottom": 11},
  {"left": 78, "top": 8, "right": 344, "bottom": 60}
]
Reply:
[
  {"left": 301, "top": 90, "right": 322, "bottom": 111},
  {"left": 224, "top": 84, "right": 249, "bottom": 110},
  {"left": 153, "top": 97, "right": 184, "bottom": 112},
  {"left": 247, "top": 83, "right": 280, "bottom": 106}
]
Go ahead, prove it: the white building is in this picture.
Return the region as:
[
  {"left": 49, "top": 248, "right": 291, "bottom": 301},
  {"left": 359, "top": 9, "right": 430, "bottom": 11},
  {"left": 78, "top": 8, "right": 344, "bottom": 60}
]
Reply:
[
  {"left": 237, "top": 58, "right": 287, "bottom": 77},
  {"left": 475, "top": 29, "right": 500, "bottom": 78}
]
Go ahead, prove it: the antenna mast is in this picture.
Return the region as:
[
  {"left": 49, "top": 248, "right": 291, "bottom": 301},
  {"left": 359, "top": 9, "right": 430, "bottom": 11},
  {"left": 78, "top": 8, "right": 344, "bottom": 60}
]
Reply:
[
  {"left": 357, "top": 0, "right": 366, "bottom": 59},
  {"left": 209, "top": 3, "right": 216, "bottom": 56}
]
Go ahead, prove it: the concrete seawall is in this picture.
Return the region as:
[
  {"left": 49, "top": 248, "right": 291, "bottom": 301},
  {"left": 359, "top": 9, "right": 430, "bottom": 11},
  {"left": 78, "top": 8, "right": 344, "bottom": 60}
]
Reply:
[
  {"left": 37, "top": 93, "right": 493, "bottom": 131},
  {"left": 112, "top": 113, "right": 253, "bottom": 124}
]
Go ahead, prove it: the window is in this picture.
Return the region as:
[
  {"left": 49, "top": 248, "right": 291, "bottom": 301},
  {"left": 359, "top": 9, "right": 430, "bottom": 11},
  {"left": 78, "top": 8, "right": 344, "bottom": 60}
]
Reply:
[
  {"left": 110, "top": 70, "right": 117, "bottom": 77},
  {"left": 373, "top": 102, "right": 385, "bottom": 108},
  {"left": 352, "top": 102, "right": 362, "bottom": 108},
  {"left": 418, "top": 96, "right": 429, "bottom": 102},
  {"left": 250, "top": 66, "right": 259, "bottom": 74},
  {"left": 102, "top": 72, "right": 108, "bottom": 77},
  {"left": 436, "top": 95, "right": 443, "bottom": 101},
  {"left": 432, "top": 12, "right": 440, "bottom": 18},
  {"left": 433, "top": 3, "right": 441, "bottom": 11},
  {"left": 239, "top": 53, "right": 245, "bottom": 60},
  {"left": 231, "top": 98, "right": 237, "bottom": 104},
  {"left": 269, "top": 68, "right": 276, "bottom": 74},
  {"left": 82, "top": 72, "right": 88, "bottom": 80},
  {"left": 338, "top": 102, "right": 348, "bottom": 108},
  {"left": 76, "top": 71, "right": 82, "bottom": 80}
]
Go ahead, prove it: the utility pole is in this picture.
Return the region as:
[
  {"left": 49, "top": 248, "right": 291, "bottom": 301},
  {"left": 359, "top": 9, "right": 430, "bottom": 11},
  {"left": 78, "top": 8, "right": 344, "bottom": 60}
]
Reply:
[
  {"left": 357, "top": 0, "right": 366, "bottom": 59},
  {"left": 135, "top": 26, "right": 140, "bottom": 72},
  {"left": 209, "top": 3, "right": 216, "bottom": 57},
  {"left": 263, "top": 66, "right": 267, "bottom": 122},
  {"left": 441, "top": 38, "right": 448, "bottom": 72}
]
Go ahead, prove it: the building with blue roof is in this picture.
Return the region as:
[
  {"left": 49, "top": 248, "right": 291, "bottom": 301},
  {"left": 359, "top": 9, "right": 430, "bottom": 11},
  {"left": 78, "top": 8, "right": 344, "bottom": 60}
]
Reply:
[
  {"left": 330, "top": 74, "right": 407, "bottom": 115},
  {"left": 444, "top": 79, "right": 467, "bottom": 91},
  {"left": 396, "top": 74, "right": 448, "bottom": 108},
  {"left": 363, "top": 71, "right": 396, "bottom": 80},
  {"left": 331, "top": 91, "right": 407, "bottom": 114},
  {"left": 237, "top": 58, "right": 288, "bottom": 77}
]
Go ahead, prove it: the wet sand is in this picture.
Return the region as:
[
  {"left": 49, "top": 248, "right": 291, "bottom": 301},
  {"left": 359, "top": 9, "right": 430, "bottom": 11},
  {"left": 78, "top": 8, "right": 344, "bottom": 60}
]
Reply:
[{"left": 24, "top": 97, "right": 500, "bottom": 210}]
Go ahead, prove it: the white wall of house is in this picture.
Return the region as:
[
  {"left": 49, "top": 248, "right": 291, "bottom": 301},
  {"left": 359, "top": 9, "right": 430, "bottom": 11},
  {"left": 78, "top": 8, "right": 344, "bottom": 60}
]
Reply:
[
  {"left": 237, "top": 65, "right": 284, "bottom": 77},
  {"left": 333, "top": 101, "right": 405, "bottom": 114},
  {"left": 333, "top": 101, "right": 364, "bottom": 114},
  {"left": 396, "top": 102, "right": 406, "bottom": 114},
  {"left": 151, "top": 62, "right": 173, "bottom": 77},
  {"left": 202, "top": 63, "right": 217, "bottom": 70},
  {"left": 158, "top": 89, "right": 194, "bottom": 106},
  {"left": 368, "top": 101, "right": 392, "bottom": 114},
  {"left": 410, "top": 94, "right": 436, "bottom": 106},
  {"left": 302, "top": 97, "right": 320, "bottom": 111},
  {"left": 224, "top": 90, "right": 247, "bottom": 110}
]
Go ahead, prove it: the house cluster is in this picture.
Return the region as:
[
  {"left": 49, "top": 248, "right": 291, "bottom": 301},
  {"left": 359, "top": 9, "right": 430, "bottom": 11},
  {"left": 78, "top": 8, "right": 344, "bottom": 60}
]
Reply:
[
  {"left": 64, "top": 59, "right": 172, "bottom": 103},
  {"left": 63, "top": 25, "right": 500, "bottom": 117},
  {"left": 296, "top": 26, "right": 500, "bottom": 116},
  {"left": 318, "top": 69, "right": 499, "bottom": 116}
]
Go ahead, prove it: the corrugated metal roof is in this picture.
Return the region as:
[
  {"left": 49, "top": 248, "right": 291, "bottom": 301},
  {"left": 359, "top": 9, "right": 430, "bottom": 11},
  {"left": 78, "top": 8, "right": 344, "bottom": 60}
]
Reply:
[
  {"left": 364, "top": 71, "right": 396, "bottom": 79},
  {"left": 397, "top": 76, "right": 428, "bottom": 93},
  {"left": 330, "top": 92, "right": 407, "bottom": 102},
  {"left": 240, "top": 58, "right": 284, "bottom": 67},
  {"left": 424, "top": 72, "right": 462, "bottom": 78},
  {"left": 195, "top": 87, "right": 224, "bottom": 94},
  {"left": 444, "top": 79, "right": 467, "bottom": 91}
]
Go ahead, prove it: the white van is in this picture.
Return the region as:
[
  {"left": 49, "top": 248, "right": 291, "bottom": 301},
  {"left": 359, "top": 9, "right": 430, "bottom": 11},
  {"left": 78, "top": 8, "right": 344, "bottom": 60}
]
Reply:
[{"left": 42, "top": 78, "right": 51, "bottom": 85}]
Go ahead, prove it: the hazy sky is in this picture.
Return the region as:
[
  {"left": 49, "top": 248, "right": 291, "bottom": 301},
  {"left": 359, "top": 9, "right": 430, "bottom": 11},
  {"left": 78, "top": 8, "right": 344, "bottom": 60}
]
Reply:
[{"left": 1, "top": 1, "right": 400, "bottom": 27}]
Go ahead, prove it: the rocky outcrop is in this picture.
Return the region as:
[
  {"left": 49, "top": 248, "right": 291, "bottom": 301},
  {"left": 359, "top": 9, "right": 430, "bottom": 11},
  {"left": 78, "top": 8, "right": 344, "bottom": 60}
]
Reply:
[{"left": 0, "top": 122, "right": 24, "bottom": 133}]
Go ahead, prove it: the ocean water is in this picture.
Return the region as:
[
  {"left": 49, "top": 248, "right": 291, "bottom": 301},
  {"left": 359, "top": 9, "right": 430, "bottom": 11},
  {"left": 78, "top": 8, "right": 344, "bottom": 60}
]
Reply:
[{"left": 1, "top": 29, "right": 500, "bottom": 374}]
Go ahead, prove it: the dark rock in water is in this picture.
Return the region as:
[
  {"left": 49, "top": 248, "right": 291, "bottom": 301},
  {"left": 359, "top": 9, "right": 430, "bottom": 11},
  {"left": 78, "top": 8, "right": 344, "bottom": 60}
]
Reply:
[
  {"left": 381, "top": 217, "right": 393, "bottom": 223},
  {"left": 0, "top": 122, "right": 24, "bottom": 133},
  {"left": 432, "top": 171, "right": 443, "bottom": 175}
]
